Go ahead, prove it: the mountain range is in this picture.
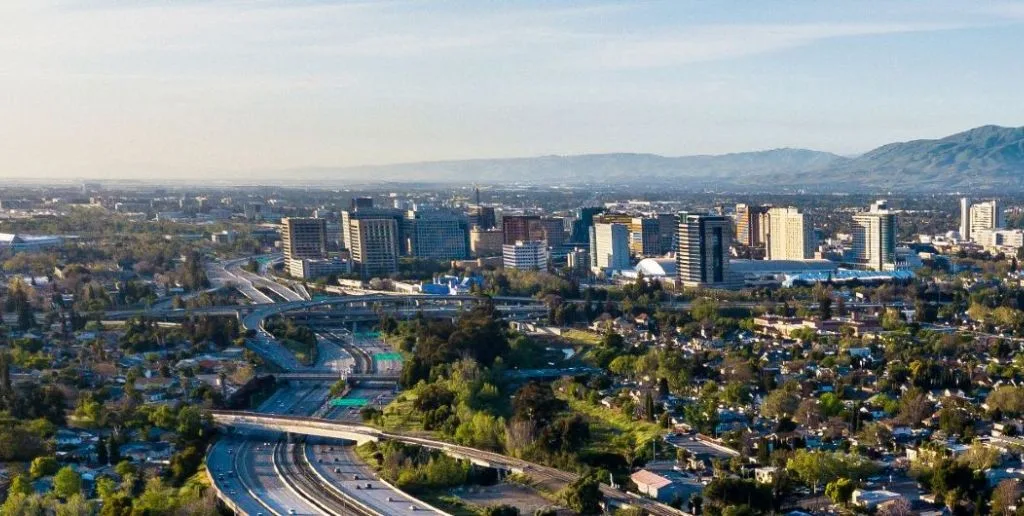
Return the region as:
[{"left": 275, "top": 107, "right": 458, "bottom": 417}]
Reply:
[{"left": 290, "top": 124, "right": 1024, "bottom": 192}]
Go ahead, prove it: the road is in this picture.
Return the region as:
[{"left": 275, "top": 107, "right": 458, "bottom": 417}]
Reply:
[
  {"left": 212, "top": 386, "right": 326, "bottom": 516},
  {"left": 226, "top": 255, "right": 305, "bottom": 302},
  {"left": 305, "top": 441, "right": 434, "bottom": 515},
  {"left": 212, "top": 410, "right": 686, "bottom": 516}
]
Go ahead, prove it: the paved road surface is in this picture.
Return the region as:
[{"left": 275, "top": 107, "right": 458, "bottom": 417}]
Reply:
[{"left": 306, "top": 441, "right": 436, "bottom": 515}]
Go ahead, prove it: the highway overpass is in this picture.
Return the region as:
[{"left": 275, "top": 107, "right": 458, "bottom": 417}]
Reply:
[{"left": 210, "top": 410, "right": 686, "bottom": 516}]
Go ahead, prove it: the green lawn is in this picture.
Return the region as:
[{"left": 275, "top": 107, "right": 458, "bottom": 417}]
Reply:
[
  {"left": 559, "top": 394, "right": 665, "bottom": 454},
  {"left": 561, "top": 329, "right": 603, "bottom": 346},
  {"left": 378, "top": 393, "right": 428, "bottom": 433}
]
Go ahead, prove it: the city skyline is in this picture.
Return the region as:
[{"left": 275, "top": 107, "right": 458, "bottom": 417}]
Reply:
[{"left": 2, "top": 1, "right": 1024, "bottom": 180}]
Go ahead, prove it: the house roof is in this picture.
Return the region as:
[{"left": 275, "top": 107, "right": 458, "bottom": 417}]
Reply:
[{"left": 631, "top": 469, "right": 673, "bottom": 489}]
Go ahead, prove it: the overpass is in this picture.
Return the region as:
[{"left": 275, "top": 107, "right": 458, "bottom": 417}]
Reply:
[
  {"left": 273, "top": 372, "right": 401, "bottom": 383},
  {"left": 210, "top": 410, "right": 685, "bottom": 516}
]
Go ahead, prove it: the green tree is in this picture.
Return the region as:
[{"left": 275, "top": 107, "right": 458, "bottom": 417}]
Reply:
[
  {"left": 53, "top": 466, "right": 82, "bottom": 499},
  {"left": 29, "top": 456, "right": 59, "bottom": 478},
  {"left": 561, "top": 473, "right": 603, "bottom": 515},
  {"left": 8, "top": 474, "right": 32, "bottom": 497},
  {"left": 825, "top": 478, "right": 855, "bottom": 506}
]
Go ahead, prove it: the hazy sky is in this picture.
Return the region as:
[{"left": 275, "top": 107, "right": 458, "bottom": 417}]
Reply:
[{"left": 2, "top": 1, "right": 1024, "bottom": 180}]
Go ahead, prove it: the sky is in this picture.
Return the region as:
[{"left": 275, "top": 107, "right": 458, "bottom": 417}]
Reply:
[{"left": 1, "top": 0, "right": 1024, "bottom": 180}]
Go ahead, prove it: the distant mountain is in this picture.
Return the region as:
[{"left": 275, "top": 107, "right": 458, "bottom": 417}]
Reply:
[
  {"left": 287, "top": 124, "right": 1024, "bottom": 191},
  {"left": 781, "top": 125, "right": 1024, "bottom": 191},
  {"left": 296, "top": 148, "right": 846, "bottom": 184}
]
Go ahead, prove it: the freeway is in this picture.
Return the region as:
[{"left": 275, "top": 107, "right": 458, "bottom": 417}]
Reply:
[
  {"left": 226, "top": 255, "right": 306, "bottom": 303},
  {"left": 211, "top": 410, "right": 686, "bottom": 516},
  {"left": 214, "top": 386, "right": 326, "bottom": 515}
]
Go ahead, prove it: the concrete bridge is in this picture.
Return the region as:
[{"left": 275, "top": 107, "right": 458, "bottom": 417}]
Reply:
[{"left": 209, "top": 410, "right": 686, "bottom": 516}]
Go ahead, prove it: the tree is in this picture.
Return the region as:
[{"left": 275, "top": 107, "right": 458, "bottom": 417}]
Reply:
[
  {"left": 30, "top": 456, "right": 59, "bottom": 478},
  {"left": 992, "top": 479, "right": 1021, "bottom": 516},
  {"left": 761, "top": 383, "right": 801, "bottom": 419},
  {"left": 482, "top": 505, "right": 520, "bottom": 516},
  {"left": 107, "top": 438, "right": 121, "bottom": 465},
  {"left": 96, "top": 436, "right": 108, "bottom": 465},
  {"left": 877, "top": 498, "right": 913, "bottom": 516},
  {"left": 53, "top": 466, "right": 82, "bottom": 499},
  {"left": 825, "top": 478, "right": 854, "bottom": 506},
  {"left": 561, "top": 473, "right": 603, "bottom": 515},
  {"left": 8, "top": 474, "right": 33, "bottom": 497}
]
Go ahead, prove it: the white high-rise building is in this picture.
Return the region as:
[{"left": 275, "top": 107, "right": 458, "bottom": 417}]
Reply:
[
  {"left": 589, "top": 222, "right": 631, "bottom": 274},
  {"left": 766, "top": 207, "right": 814, "bottom": 260},
  {"left": 851, "top": 200, "right": 896, "bottom": 271},
  {"left": 959, "top": 197, "right": 971, "bottom": 241},
  {"left": 502, "top": 241, "right": 548, "bottom": 270},
  {"left": 968, "top": 200, "right": 1002, "bottom": 242}
]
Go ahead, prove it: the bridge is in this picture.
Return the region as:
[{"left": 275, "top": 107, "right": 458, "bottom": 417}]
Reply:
[
  {"left": 210, "top": 410, "right": 685, "bottom": 516},
  {"left": 273, "top": 372, "right": 401, "bottom": 383}
]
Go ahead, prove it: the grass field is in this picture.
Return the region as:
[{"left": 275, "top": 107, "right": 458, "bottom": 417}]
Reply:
[
  {"left": 559, "top": 394, "right": 664, "bottom": 455},
  {"left": 378, "top": 392, "right": 427, "bottom": 433},
  {"left": 561, "top": 328, "right": 603, "bottom": 346}
]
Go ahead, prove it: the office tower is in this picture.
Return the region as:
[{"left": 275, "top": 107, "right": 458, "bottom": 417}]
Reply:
[
  {"left": 346, "top": 217, "right": 400, "bottom": 278},
  {"left": 566, "top": 248, "right": 590, "bottom": 272},
  {"left": 851, "top": 200, "right": 896, "bottom": 271},
  {"left": 538, "top": 217, "right": 567, "bottom": 248},
  {"left": 631, "top": 217, "right": 662, "bottom": 256},
  {"left": 468, "top": 205, "right": 497, "bottom": 230},
  {"left": 502, "top": 215, "right": 541, "bottom": 245},
  {"left": 676, "top": 213, "right": 739, "bottom": 289},
  {"left": 470, "top": 227, "right": 504, "bottom": 257},
  {"left": 570, "top": 207, "right": 604, "bottom": 243},
  {"left": 589, "top": 222, "right": 631, "bottom": 274},
  {"left": 959, "top": 197, "right": 971, "bottom": 240},
  {"left": 735, "top": 204, "right": 770, "bottom": 247},
  {"left": 402, "top": 210, "right": 469, "bottom": 260},
  {"left": 341, "top": 208, "right": 405, "bottom": 252},
  {"left": 766, "top": 207, "right": 814, "bottom": 260},
  {"left": 968, "top": 200, "right": 1002, "bottom": 242},
  {"left": 350, "top": 197, "right": 374, "bottom": 211},
  {"left": 282, "top": 217, "right": 327, "bottom": 262},
  {"left": 502, "top": 241, "right": 548, "bottom": 271},
  {"left": 282, "top": 217, "right": 328, "bottom": 277},
  {"left": 657, "top": 213, "right": 677, "bottom": 255}
]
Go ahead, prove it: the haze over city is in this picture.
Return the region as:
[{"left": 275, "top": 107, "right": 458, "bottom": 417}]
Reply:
[{"left": 2, "top": 1, "right": 1024, "bottom": 180}]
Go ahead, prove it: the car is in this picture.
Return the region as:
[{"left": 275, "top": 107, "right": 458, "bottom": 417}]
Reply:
[
  {"left": 334, "top": 457, "right": 340, "bottom": 462},
  {"left": 334, "top": 467, "right": 341, "bottom": 473},
  {"left": 387, "top": 497, "right": 394, "bottom": 502},
  {"left": 328, "top": 446, "right": 334, "bottom": 451},
  {"left": 365, "top": 483, "right": 372, "bottom": 489},
  {"left": 352, "top": 474, "right": 359, "bottom": 480},
  {"left": 289, "top": 510, "right": 296, "bottom": 515},
  {"left": 409, "top": 506, "right": 418, "bottom": 511},
  {"left": 318, "top": 458, "right": 323, "bottom": 463},
  {"left": 355, "top": 485, "right": 361, "bottom": 490}
]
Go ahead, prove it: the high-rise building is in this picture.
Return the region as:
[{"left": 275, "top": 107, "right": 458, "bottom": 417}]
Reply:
[
  {"left": 968, "top": 200, "right": 1002, "bottom": 242},
  {"left": 282, "top": 217, "right": 328, "bottom": 277},
  {"left": 502, "top": 215, "right": 541, "bottom": 245},
  {"left": 959, "top": 197, "right": 971, "bottom": 241},
  {"left": 468, "top": 205, "right": 497, "bottom": 230},
  {"left": 676, "top": 213, "right": 739, "bottom": 289},
  {"left": 470, "top": 227, "right": 504, "bottom": 257},
  {"left": 346, "top": 217, "right": 400, "bottom": 278},
  {"left": 594, "top": 213, "right": 661, "bottom": 256},
  {"left": 402, "top": 210, "right": 469, "bottom": 260},
  {"left": 538, "top": 217, "right": 566, "bottom": 248},
  {"left": 851, "top": 200, "right": 896, "bottom": 271},
  {"left": 350, "top": 197, "right": 374, "bottom": 211},
  {"left": 341, "top": 208, "right": 405, "bottom": 252},
  {"left": 570, "top": 207, "right": 604, "bottom": 243},
  {"left": 589, "top": 222, "right": 631, "bottom": 274},
  {"left": 502, "top": 241, "right": 548, "bottom": 271},
  {"left": 735, "top": 204, "right": 770, "bottom": 247},
  {"left": 657, "top": 213, "right": 677, "bottom": 256},
  {"left": 282, "top": 217, "right": 327, "bottom": 262},
  {"left": 766, "top": 207, "right": 814, "bottom": 260}
]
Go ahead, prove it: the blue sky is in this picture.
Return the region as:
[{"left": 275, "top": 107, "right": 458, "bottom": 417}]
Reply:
[{"left": 1, "top": 1, "right": 1023, "bottom": 179}]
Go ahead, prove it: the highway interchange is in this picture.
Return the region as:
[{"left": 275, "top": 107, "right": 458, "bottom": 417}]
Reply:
[{"left": 202, "top": 255, "right": 684, "bottom": 515}]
